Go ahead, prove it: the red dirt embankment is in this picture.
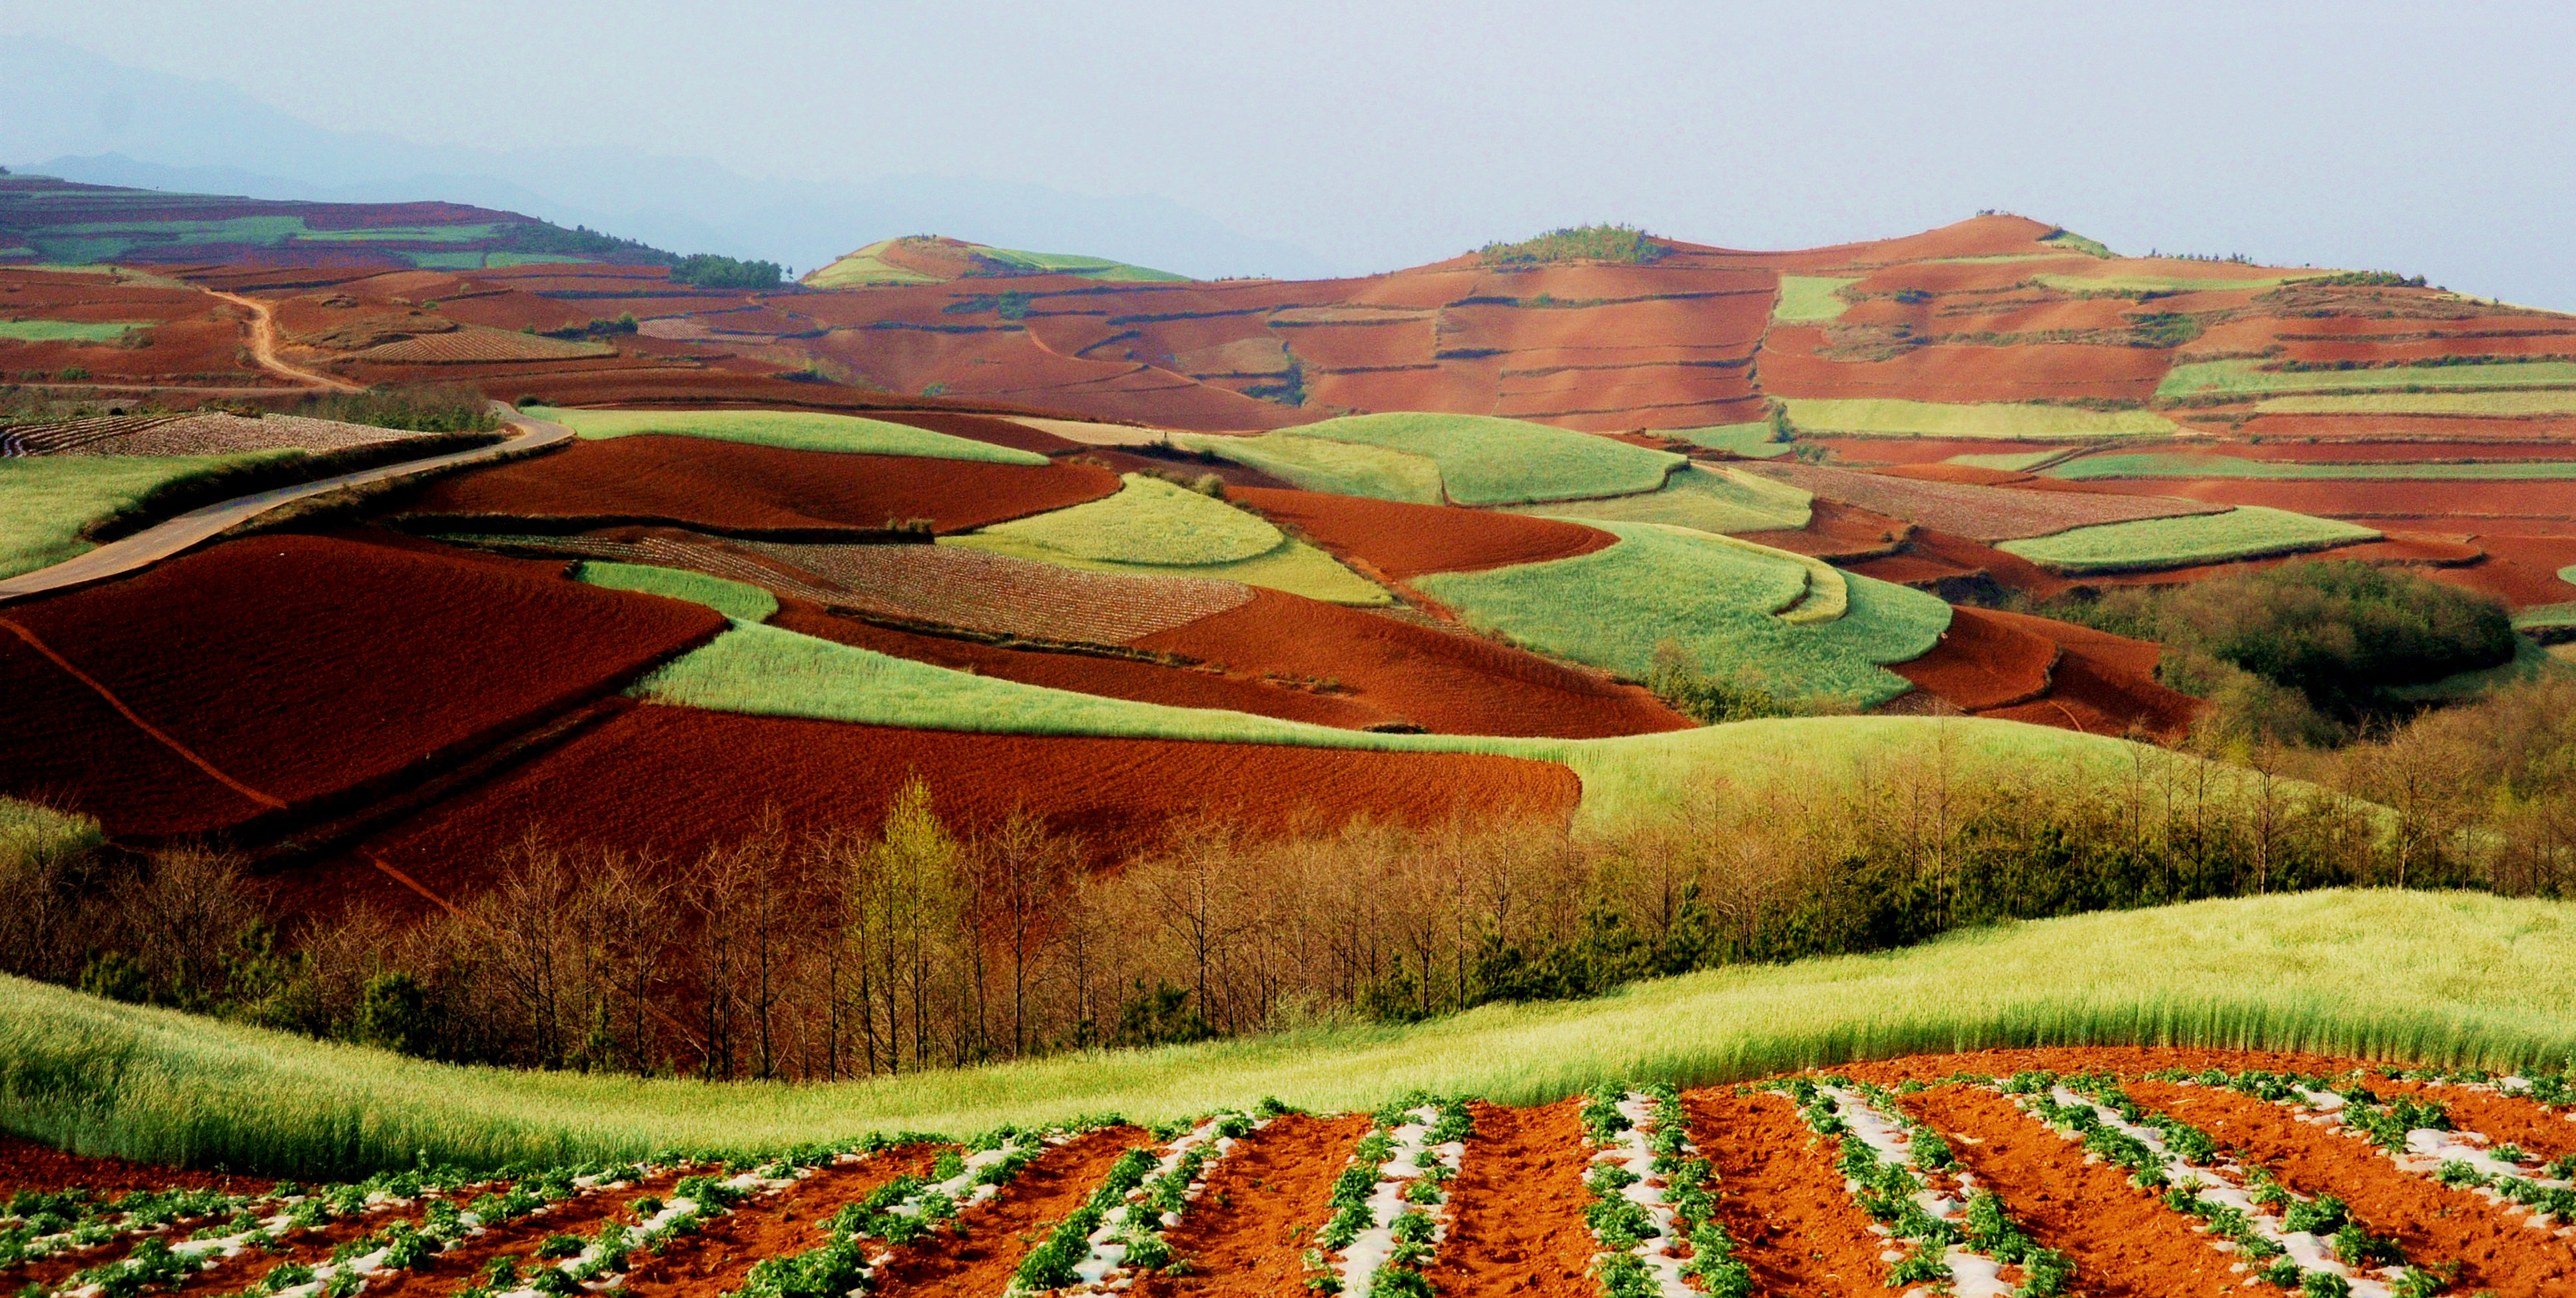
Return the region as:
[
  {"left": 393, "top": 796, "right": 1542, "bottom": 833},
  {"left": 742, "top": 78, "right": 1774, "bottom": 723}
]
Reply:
[
  {"left": 400, "top": 435, "right": 1120, "bottom": 535},
  {"left": 0, "top": 533, "right": 722, "bottom": 839},
  {"left": 1136, "top": 589, "right": 1694, "bottom": 739},
  {"left": 1231, "top": 487, "right": 1615, "bottom": 579},
  {"left": 318, "top": 705, "right": 1582, "bottom": 916}
]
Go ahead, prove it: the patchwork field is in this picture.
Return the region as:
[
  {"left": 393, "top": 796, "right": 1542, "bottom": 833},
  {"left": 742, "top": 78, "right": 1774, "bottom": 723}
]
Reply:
[{"left": 1997, "top": 506, "right": 2382, "bottom": 575}]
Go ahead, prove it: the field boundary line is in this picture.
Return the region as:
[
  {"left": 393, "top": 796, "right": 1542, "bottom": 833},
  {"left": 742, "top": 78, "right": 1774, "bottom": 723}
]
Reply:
[{"left": 0, "top": 615, "right": 287, "bottom": 811}]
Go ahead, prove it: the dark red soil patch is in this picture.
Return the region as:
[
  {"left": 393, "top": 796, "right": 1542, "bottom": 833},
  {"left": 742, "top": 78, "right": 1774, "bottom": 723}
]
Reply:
[
  {"left": 771, "top": 604, "right": 1395, "bottom": 730},
  {"left": 1905, "top": 1086, "right": 2252, "bottom": 1296},
  {"left": 0, "top": 1133, "right": 274, "bottom": 1199},
  {"left": 611, "top": 1150, "right": 940, "bottom": 1298},
  {"left": 2087, "top": 476, "right": 2576, "bottom": 523},
  {"left": 2164, "top": 441, "right": 2576, "bottom": 464},
  {"left": 1847, "top": 528, "right": 2077, "bottom": 600},
  {"left": 1423, "top": 1100, "right": 1595, "bottom": 1298},
  {"left": 1760, "top": 327, "right": 2171, "bottom": 404},
  {"left": 316, "top": 705, "right": 1581, "bottom": 918},
  {"left": 1970, "top": 611, "right": 2199, "bottom": 739},
  {"left": 1978, "top": 608, "right": 2162, "bottom": 677},
  {"left": 0, "top": 533, "right": 721, "bottom": 840},
  {"left": 2127, "top": 1080, "right": 2576, "bottom": 1296},
  {"left": 400, "top": 436, "right": 1120, "bottom": 536},
  {"left": 1679, "top": 1088, "right": 1889, "bottom": 1296},
  {"left": 1805, "top": 438, "right": 2077, "bottom": 467},
  {"left": 1888, "top": 606, "right": 2057, "bottom": 711},
  {"left": 1135, "top": 589, "right": 1693, "bottom": 739},
  {"left": 1132, "top": 1114, "right": 1371, "bottom": 1298},
  {"left": 868, "top": 1128, "right": 1143, "bottom": 1298},
  {"left": 1231, "top": 487, "right": 1615, "bottom": 579},
  {"left": 1745, "top": 463, "right": 2220, "bottom": 543},
  {"left": 1730, "top": 498, "right": 1913, "bottom": 561},
  {"left": 1871, "top": 462, "right": 2038, "bottom": 486}
]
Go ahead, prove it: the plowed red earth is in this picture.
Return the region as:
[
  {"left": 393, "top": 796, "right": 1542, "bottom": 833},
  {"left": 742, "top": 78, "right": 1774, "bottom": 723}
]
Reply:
[
  {"left": 2146, "top": 441, "right": 2576, "bottom": 464},
  {"left": 1730, "top": 498, "right": 1912, "bottom": 561},
  {"left": 1133, "top": 1114, "right": 1370, "bottom": 1298},
  {"left": 400, "top": 436, "right": 1120, "bottom": 535},
  {"left": 1746, "top": 462, "right": 2219, "bottom": 541},
  {"left": 2090, "top": 476, "right": 2576, "bottom": 522},
  {"left": 1804, "top": 438, "right": 2078, "bottom": 466},
  {"left": 770, "top": 605, "right": 1393, "bottom": 730},
  {"left": 1847, "top": 527, "right": 2077, "bottom": 599},
  {"left": 317, "top": 705, "right": 1582, "bottom": 916},
  {"left": 0, "top": 1134, "right": 270, "bottom": 1198},
  {"left": 869, "top": 1129, "right": 1145, "bottom": 1298},
  {"left": 34, "top": 1048, "right": 2576, "bottom": 1297},
  {"left": 1887, "top": 605, "right": 2057, "bottom": 710},
  {"left": 0, "top": 533, "right": 721, "bottom": 839},
  {"left": 2232, "top": 413, "right": 2576, "bottom": 441},
  {"left": 1760, "top": 328, "right": 2171, "bottom": 403},
  {"left": 2126, "top": 1080, "right": 2576, "bottom": 1295},
  {"left": 1971, "top": 609, "right": 2199, "bottom": 739},
  {"left": 1425, "top": 1101, "right": 1596, "bottom": 1298},
  {"left": 1133, "top": 589, "right": 1693, "bottom": 739},
  {"left": 1230, "top": 488, "right": 1614, "bottom": 579}
]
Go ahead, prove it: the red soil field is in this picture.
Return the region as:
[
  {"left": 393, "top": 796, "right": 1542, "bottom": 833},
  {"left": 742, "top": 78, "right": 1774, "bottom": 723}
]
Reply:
[
  {"left": 2162, "top": 440, "right": 2576, "bottom": 462},
  {"left": 1759, "top": 328, "right": 2172, "bottom": 404},
  {"left": 1231, "top": 487, "right": 1614, "bottom": 579},
  {"left": 1423, "top": 1101, "right": 1596, "bottom": 1298},
  {"left": 1846, "top": 527, "right": 2076, "bottom": 599},
  {"left": 748, "top": 539, "right": 1256, "bottom": 643},
  {"left": 1886, "top": 606, "right": 2057, "bottom": 711},
  {"left": 1134, "top": 589, "right": 1694, "bottom": 739},
  {"left": 400, "top": 436, "right": 1120, "bottom": 535},
  {"left": 0, "top": 1134, "right": 272, "bottom": 1199},
  {"left": 1746, "top": 462, "right": 2220, "bottom": 541},
  {"left": 870, "top": 1130, "right": 1143, "bottom": 1298},
  {"left": 1979, "top": 607, "right": 2163, "bottom": 678},
  {"left": 2089, "top": 476, "right": 2576, "bottom": 522},
  {"left": 2230, "top": 412, "right": 2576, "bottom": 442},
  {"left": 319, "top": 705, "right": 1583, "bottom": 916},
  {"left": 0, "top": 533, "right": 721, "bottom": 840},
  {"left": 1730, "top": 498, "right": 1913, "bottom": 561},
  {"left": 1132, "top": 1113, "right": 1371, "bottom": 1298},
  {"left": 1967, "top": 609, "right": 2198, "bottom": 739},
  {"left": 1869, "top": 462, "right": 2035, "bottom": 485},
  {"left": 611, "top": 1153, "right": 941, "bottom": 1298},
  {"left": 771, "top": 605, "right": 1395, "bottom": 731},
  {"left": 1680, "top": 1089, "right": 1896, "bottom": 1295}
]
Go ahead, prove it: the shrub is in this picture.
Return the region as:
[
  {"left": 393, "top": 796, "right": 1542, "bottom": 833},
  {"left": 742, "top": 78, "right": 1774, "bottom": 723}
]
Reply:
[
  {"left": 1477, "top": 224, "right": 1668, "bottom": 266},
  {"left": 669, "top": 255, "right": 785, "bottom": 290}
]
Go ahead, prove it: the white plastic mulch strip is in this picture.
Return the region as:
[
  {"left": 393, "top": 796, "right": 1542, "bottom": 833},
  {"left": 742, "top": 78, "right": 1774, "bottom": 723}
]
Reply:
[
  {"left": 57, "top": 1187, "right": 454, "bottom": 1298},
  {"left": 1065, "top": 1115, "right": 1258, "bottom": 1291},
  {"left": 483, "top": 1172, "right": 771, "bottom": 1298},
  {"left": 2268, "top": 1085, "right": 2576, "bottom": 1229},
  {"left": 1817, "top": 1087, "right": 2011, "bottom": 1298},
  {"left": 1588, "top": 1094, "right": 1694, "bottom": 1298},
  {"left": 1334, "top": 1107, "right": 1464, "bottom": 1298},
  {"left": 2031, "top": 1088, "right": 2393, "bottom": 1298}
]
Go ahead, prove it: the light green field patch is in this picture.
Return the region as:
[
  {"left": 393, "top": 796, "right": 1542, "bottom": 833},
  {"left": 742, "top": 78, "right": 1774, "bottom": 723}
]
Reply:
[
  {"left": 2561, "top": 564, "right": 2576, "bottom": 585},
  {"left": 0, "top": 319, "right": 147, "bottom": 343},
  {"left": 15, "top": 886, "right": 2555, "bottom": 1171},
  {"left": 1783, "top": 398, "right": 2178, "bottom": 439},
  {"left": 2035, "top": 271, "right": 2297, "bottom": 294},
  {"left": 2386, "top": 637, "right": 2567, "bottom": 703},
  {"left": 1, "top": 798, "right": 102, "bottom": 868},
  {"left": 49, "top": 214, "right": 312, "bottom": 243},
  {"left": 1945, "top": 450, "right": 2065, "bottom": 472},
  {"left": 534, "top": 406, "right": 1048, "bottom": 464},
  {"left": 945, "top": 531, "right": 1390, "bottom": 605},
  {"left": 2257, "top": 391, "right": 2576, "bottom": 416},
  {"left": 2036, "top": 229, "right": 2116, "bottom": 258},
  {"left": 1664, "top": 422, "right": 1793, "bottom": 458},
  {"left": 1177, "top": 432, "right": 1445, "bottom": 503},
  {"left": 2160, "top": 358, "right": 2576, "bottom": 401},
  {"left": 1415, "top": 521, "right": 1949, "bottom": 705},
  {"left": 572, "top": 561, "right": 779, "bottom": 623},
  {"left": 2516, "top": 603, "right": 2576, "bottom": 631},
  {"left": 1277, "top": 412, "right": 1682, "bottom": 506},
  {"left": 2047, "top": 452, "right": 2576, "bottom": 481},
  {"left": 801, "top": 240, "right": 945, "bottom": 288},
  {"left": 1500, "top": 464, "right": 1811, "bottom": 534},
  {"left": 1773, "top": 276, "right": 1859, "bottom": 323},
  {"left": 0, "top": 451, "right": 300, "bottom": 578},
  {"left": 1998, "top": 505, "right": 2380, "bottom": 575},
  {"left": 966, "top": 474, "right": 1281, "bottom": 565},
  {"left": 980, "top": 246, "right": 1189, "bottom": 282},
  {"left": 292, "top": 223, "right": 505, "bottom": 244}
]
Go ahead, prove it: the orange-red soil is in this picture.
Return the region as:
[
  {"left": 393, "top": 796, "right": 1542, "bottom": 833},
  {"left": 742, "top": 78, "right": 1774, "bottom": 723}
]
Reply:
[
  {"left": 1133, "top": 1114, "right": 1371, "bottom": 1298},
  {"left": 868, "top": 1129, "right": 1144, "bottom": 1298},
  {"left": 0, "top": 1133, "right": 272, "bottom": 1199},
  {"left": 1746, "top": 463, "right": 2220, "bottom": 541},
  {"left": 1134, "top": 589, "right": 1693, "bottom": 739},
  {"left": 401, "top": 435, "right": 1120, "bottom": 535},
  {"left": 0, "top": 533, "right": 722, "bottom": 840},
  {"left": 611, "top": 1151, "right": 942, "bottom": 1298},
  {"left": 1230, "top": 487, "right": 1616, "bottom": 579},
  {"left": 1888, "top": 606, "right": 2057, "bottom": 711},
  {"left": 1424, "top": 1101, "right": 1596, "bottom": 1298},
  {"left": 1682, "top": 1089, "right": 1891, "bottom": 1295}
]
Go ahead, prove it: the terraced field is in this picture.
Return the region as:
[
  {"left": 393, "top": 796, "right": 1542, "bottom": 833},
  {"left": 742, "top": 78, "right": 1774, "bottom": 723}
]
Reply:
[{"left": 7, "top": 1050, "right": 2572, "bottom": 1298}]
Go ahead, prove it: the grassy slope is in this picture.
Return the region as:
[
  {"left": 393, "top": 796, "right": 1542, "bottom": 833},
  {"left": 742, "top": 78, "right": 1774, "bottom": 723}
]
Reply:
[
  {"left": 2160, "top": 358, "right": 2576, "bottom": 400},
  {"left": 1179, "top": 434, "right": 1446, "bottom": 504},
  {"left": 1782, "top": 398, "right": 2178, "bottom": 438},
  {"left": 535, "top": 407, "right": 1048, "bottom": 465},
  {"left": 1277, "top": 412, "right": 1682, "bottom": 505},
  {"left": 0, "top": 320, "right": 145, "bottom": 342},
  {"left": 7, "top": 888, "right": 2571, "bottom": 1174},
  {"left": 0, "top": 451, "right": 302, "bottom": 578},
  {"left": 2050, "top": 453, "right": 2576, "bottom": 481},
  {"left": 1999, "top": 506, "right": 2382, "bottom": 575},
  {"left": 966, "top": 474, "right": 1281, "bottom": 565},
  {"left": 1500, "top": 464, "right": 1811, "bottom": 533},
  {"left": 1773, "top": 276, "right": 1859, "bottom": 322},
  {"left": 1414, "top": 522, "right": 1949, "bottom": 705},
  {"left": 1, "top": 797, "right": 103, "bottom": 863},
  {"left": 571, "top": 561, "right": 779, "bottom": 622}
]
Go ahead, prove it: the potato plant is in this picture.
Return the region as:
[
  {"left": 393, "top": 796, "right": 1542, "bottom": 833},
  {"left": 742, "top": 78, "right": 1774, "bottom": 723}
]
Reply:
[
  {"left": 1303, "top": 1092, "right": 1471, "bottom": 1298},
  {"left": 1005, "top": 1111, "right": 1257, "bottom": 1294},
  {"left": 1577, "top": 1083, "right": 1748, "bottom": 1298}
]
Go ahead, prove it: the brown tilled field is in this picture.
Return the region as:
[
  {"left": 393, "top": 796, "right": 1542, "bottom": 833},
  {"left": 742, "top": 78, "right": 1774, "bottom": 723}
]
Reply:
[{"left": 9, "top": 1048, "right": 2571, "bottom": 1298}]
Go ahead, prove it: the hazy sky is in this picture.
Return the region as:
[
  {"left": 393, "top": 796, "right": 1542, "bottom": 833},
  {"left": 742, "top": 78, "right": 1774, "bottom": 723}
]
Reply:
[{"left": 7, "top": 0, "right": 2574, "bottom": 306}]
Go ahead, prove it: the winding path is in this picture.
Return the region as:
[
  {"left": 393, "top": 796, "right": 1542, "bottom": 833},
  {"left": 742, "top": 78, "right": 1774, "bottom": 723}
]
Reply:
[
  {"left": 0, "top": 404, "right": 571, "bottom": 603},
  {"left": 205, "top": 289, "right": 364, "bottom": 392}
]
